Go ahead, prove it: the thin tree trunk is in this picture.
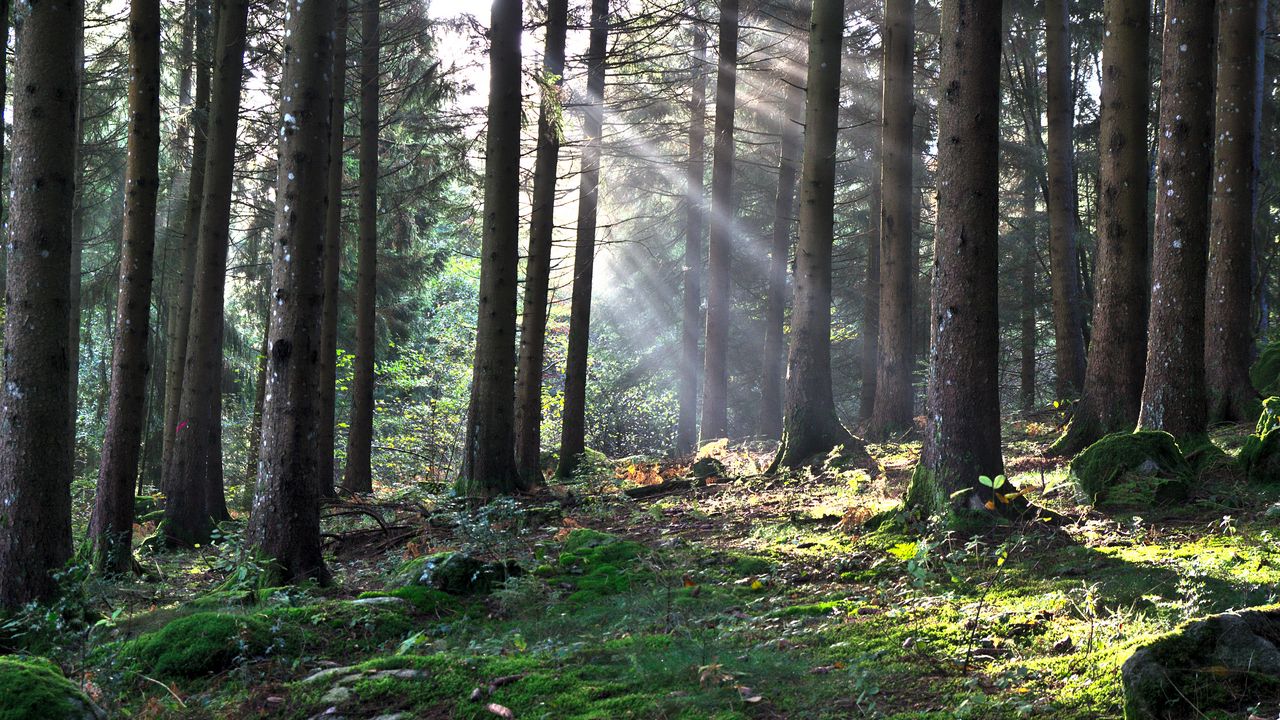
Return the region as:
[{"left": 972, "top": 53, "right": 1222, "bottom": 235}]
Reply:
[
  {"left": 699, "top": 0, "right": 738, "bottom": 441},
  {"left": 247, "top": 0, "right": 338, "bottom": 585},
  {"left": 342, "top": 0, "right": 379, "bottom": 493},
  {"left": 904, "top": 0, "right": 1006, "bottom": 518},
  {"left": 556, "top": 0, "right": 609, "bottom": 479},
  {"left": 676, "top": 28, "right": 707, "bottom": 455},
  {"left": 859, "top": 179, "right": 879, "bottom": 422},
  {"left": 514, "top": 0, "right": 569, "bottom": 485},
  {"left": 1049, "top": 0, "right": 1150, "bottom": 455},
  {"left": 319, "top": 0, "right": 349, "bottom": 498},
  {"left": 0, "top": 0, "right": 81, "bottom": 609},
  {"left": 869, "top": 0, "right": 915, "bottom": 437},
  {"left": 1205, "top": 0, "right": 1265, "bottom": 421},
  {"left": 91, "top": 0, "right": 162, "bottom": 573},
  {"left": 1020, "top": 173, "right": 1037, "bottom": 412},
  {"left": 1137, "top": 0, "right": 1216, "bottom": 439},
  {"left": 457, "top": 0, "right": 522, "bottom": 496},
  {"left": 68, "top": 24, "right": 87, "bottom": 474}
]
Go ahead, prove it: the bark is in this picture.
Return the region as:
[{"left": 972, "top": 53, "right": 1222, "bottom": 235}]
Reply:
[
  {"left": 1049, "top": 0, "right": 1150, "bottom": 456},
  {"left": 247, "top": 0, "right": 338, "bottom": 585},
  {"left": 859, "top": 179, "right": 879, "bottom": 422},
  {"left": 456, "top": 0, "right": 522, "bottom": 496},
  {"left": 163, "top": 0, "right": 250, "bottom": 546},
  {"left": 676, "top": 29, "right": 707, "bottom": 455},
  {"left": 1044, "top": 0, "right": 1087, "bottom": 398},
  {"left": 319, "top": 0, "right": 349, "bottom": 497},
  {"left": 0, "top": 0, "right": 81, "bottom": 609},
  {"left": 342, "top": 0, "right": 379, "bottom": 493},
  {"left": 771, "top": 0, "right": 870, "bottom": 469},
  {"left": 556, "top": 0, "right": 609, "bottom": 479},
  {"left": 1205, "top": 0, "right": 1264, "bottom": 422},
  {"left": 161, "top": 0, "right": 212, "bottom": 487},
  {"left": 904, "top": 0, "right": 1006, "bottom": 518},
  {"left": 869, "top": 0, "right": 915, "bottom": 437},
  {"left": 1020, "top": 174, "right": 1037, "bottom": 412},
  {"left": 699, "top": 0, "right": 738, "bottom": 442},
  {"left": 1136, "top": 0, "right": 1216, "bottom": 440},
  {"left": 68, "top": 24, "right": 86, "bottom": 472},
  {"left": 514, "top": 0, "right": 569, "bottom": 484},
  {"left": 91, "top": 0, "right": 162, "bottom": 573}
]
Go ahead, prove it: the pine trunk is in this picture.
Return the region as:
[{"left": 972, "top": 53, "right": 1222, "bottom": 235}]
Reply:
[
  {"left": 676, "top": 29, "right": 707, "bottom": 455},
  {"left": 1020, "top": 174, "right": 1037, "bottom": 412}
]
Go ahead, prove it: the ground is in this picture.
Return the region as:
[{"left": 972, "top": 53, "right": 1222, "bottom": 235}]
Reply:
[{"left": 3, "top": 417, "right": 1280, "bottom": 719}]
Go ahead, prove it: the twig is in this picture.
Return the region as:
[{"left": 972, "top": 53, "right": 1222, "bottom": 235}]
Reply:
[{"left": 137, "top": 673, "right": 187, "bottom": 707}]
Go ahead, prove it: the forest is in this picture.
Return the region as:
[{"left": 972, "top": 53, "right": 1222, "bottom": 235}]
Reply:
[{"left": 0, "top": 0, "right": 1279, "bottom": 717}]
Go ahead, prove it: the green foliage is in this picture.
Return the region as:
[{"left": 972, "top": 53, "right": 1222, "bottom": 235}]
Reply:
[
  {"left": 0, "top": 656, "right": 95, "bottom": 720},
  {"left": 1069, "top": 431, "right": 1193, "bottom": 507},
  {"left": 123, "top": 612, "right": 271, "bottom": 679},
  {"left": 1238, "top": 396, "right": 1280, "bottom": 481}
]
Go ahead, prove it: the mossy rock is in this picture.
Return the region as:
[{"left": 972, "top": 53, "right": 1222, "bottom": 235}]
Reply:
[
  {"left": 124, "top": 612, "right": 270, "bottom": 679},
  {"left": 1239, "top": 396, "right": 1280, "bottom": 482},
  {"left": 357, "top": 586, "right": 459, "bottom": 615},
  {"left": 1251, "top": 339, "right": 1280, "bottom": 398},
  {"left": 1069, "top": 431, "right": 1192, "bottom": 508},
  {"left": 401, "top": 551, "right": 521, "bottom": 595},
  {"left": 690, "top": 456, "right": 727, "bottom": 479},
  {"left": 133, "top": 495, "right": 160, "bottom": 517},
  {"left": 0, "top": 656, "right": 105, "bottom": 720},
  {"left": 1122, "top": 606, "right": 1280, "bottom": 719},
  {"left": 556, "top": 529, "right": 646, "bottom": 603}
]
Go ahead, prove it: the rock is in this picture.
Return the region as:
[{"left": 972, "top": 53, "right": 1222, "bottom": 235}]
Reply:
[
  {"left": 320, "top": 686, "right": 353, "bottom": 705},
  {"left": 1069, "top": 431, "right": 1193, "bottom": 508},
  {"left": 403, "top": 551, "right": 522, "bottom": 595},
  {"left": 1239, "top": 397, "right": 1280, "bottom": 482},
  {"left": 348, "top": 596, "right": 409, "bottom": 607},
  {"left": 690, "top": 456, "right": 727, "bottom": 479},
  {"left": 302, "top": 666, "right": 359, "bottom": 685},
  {"left": 0, "top": 656, "right": 107, "bottom": 720},
  {"left": 1122, "top": 606, "right": 1280, "bottom": 719}
]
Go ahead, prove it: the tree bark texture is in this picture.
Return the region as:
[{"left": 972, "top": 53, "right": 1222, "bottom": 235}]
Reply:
[
  {"left": 676, "top": 28, "right": 707, "bottom": 455},
  {"left": 318, "top": 0, "right": 348, "bottom": 497}
]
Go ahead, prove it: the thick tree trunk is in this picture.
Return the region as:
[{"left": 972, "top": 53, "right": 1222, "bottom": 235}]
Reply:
[
  {"left": 1205, "top": 0, "right": 1265, "bottom": 422},
  {"left": 457, "top": 0, "right": 522, "bottom": 497},
  {"left": 1049, "top": 0, "right": 1150, "bottom": 456},
  {"left": 676, "top": 29, "right": 707, "bottom": 455},
  {"left": 343, "top": 0, "right": 379, "bottom": 493},
  {"left": 869, "top": 0, "right": 915, "bottom": 437},
  {"left": 1044, "top": 0, "right": 1087, "bottom": 399},
  {"left": 1136, "top": 0, "right": 1216, "bottom": 440},
  {"left": 68, "top": 26, "right": 87, "bottom": 473},
  {"left": 904, "top": 0, "right": 1005, "bottom": 518},
  {"left": 91, "top": 0, "right": 162, "bottom": 573},
  {"left": 556, "top": 0, "right": 609, "bottom": 479},
  {"left": 772, "top": 0, "right": 871, "bottom": 469},
  {"left": 699, "top": 0, "right": 738, "bottom": 442},
  {"left": 247, "top": 0, "right": 338, "bottom": 585},
  {"left": 0, "top": 0, "right": 81, "bottom": 609},
  {"left": 161, "top": 0, "right": 212, "bottom": 487},
  {"left": 318, "top": 0, "right": 348, "bottom": 498},
  {"left": 514, "top": 0, "right": 569, "bottom": 485},
  {"left": 163, "top": 0, "right": 250, "bottom": 546}
]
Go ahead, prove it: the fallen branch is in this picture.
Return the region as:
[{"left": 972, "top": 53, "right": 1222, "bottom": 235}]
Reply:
[{"left": 623, "top": 479, "right": 694, "bottom": 499}]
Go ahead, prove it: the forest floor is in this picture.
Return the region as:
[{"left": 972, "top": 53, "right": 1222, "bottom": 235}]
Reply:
[{"left": 7, "top": 419, "right": 1280, "bottom": 719}]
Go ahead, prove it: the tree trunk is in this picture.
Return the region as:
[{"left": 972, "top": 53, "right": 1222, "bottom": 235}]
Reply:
[
  {"left": 456, "top": 0, "right": 522, "bottom": 497},
  {"left": 904, "top": 0, "right": 1005, "bottom": 518},
  {"left": 771, "top": 0, "right": 871, "bottom": 469},
  {"left": 859, "top": 179, "right": 879, "bottom": 422},
  {"left": 0, "top": 0, "right": 81, "bottom": 609},
  {"left": 676, "top": 28, "right": 707, "bottom": 455},
  {"left": 869, "top": 0, "right": 915, "bottom": 437},
  {"left": 556, "top": 0, "right": 609, "bottom": 479},
  {"left": 247, "top": 0, "right": 338, "bottom": 585},
  {"left": 163, "top": 0, "right": 250, "bottom": 546},
  {"left": 1049, "top": 0, "right": 1150, "bottom": 456},
  {"left": 1020, "top": 173, "right": 1037, "bottom": 412},
  {"left": 1205, "top": 0, "right": 1264, "bottom": 421},
  {"left": 514, "top": 0, "right": 569, "bottom": 484},
  {"left": 319, "top": 0, "right": 349, "bottom": 498},
  {"left": 68, "top": 24, "right": 87, "bottom": 474},
  {"left": 161, "top": 0, "right": 212, "bottom": 488},
  {"left": 1136, "top": 0, "right": 1216, "bottom": 440},
  {"left": 343, "top": 0, "right": 379, "bottom": 493},
  {"left": 1044, "top": 0, "right": 1087, "bottom": 399},
  {"left": 91, "top": 0, "right": 162, "bottom": 573},
  {"left": 699, "top": 0, "right": 738, "bottom": 442}
]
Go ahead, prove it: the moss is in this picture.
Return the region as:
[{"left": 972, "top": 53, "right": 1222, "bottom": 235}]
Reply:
[
  {"left": 553, "top": 530, "right": 647, "bottom": 604},
  {"left": 903, "top": 464, "right": 947, "bottom": 519},
  {"left": 357, "top": 586, "right": 459, "bottom": 615},
  {"left": 124, "top": 612, "right": 271, "bottom": 679},
  {"left": 402, "top": 551, "right": 521, "bottom": 595},
  {"left": 729, "top": 554, "right": 772, "bottom": 577},
  {"left": 1239, "top": 396, "right": 1280, "bottom": 482},
  {"left": 0, "top": 656, "right": 98, "bottom": 720},
  {"left": 1251, "top": 339, "right": 1280, "bottom": 397},
  {"left": 1178, "top": 435, "right": 1231, "bottom": 476},
  {"left": 1070, "top": 431, "right": 1192, "bottom": 507}
]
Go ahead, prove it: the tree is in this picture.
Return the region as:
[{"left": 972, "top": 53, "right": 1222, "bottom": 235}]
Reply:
[
  {"left": 676, "top": 27, "right": 707, "bottom": 455},
  {"left": 319, "top": 0, "right": 349, "bottom": 497},
  {"left": 770, "top": 0, "right": 870, "bottom": 469},
  {"left": 556, "top": 0, "right": 610, "bottom": 478},
  {"left": 0, "top": 0, "right": 82, "bottom": 608},
  {"left": 904, "top": 0, "right": 1005, "bottom": 518},
  {"left": 248, "top": 0, "right": 339, "bottom": 584},
  {"left": 1049, "top": 0, "right": 1150, "bottom": 456},
  {"left": 699, "top": 0, "right": 738, "bottom": 442},
  {"left": 163, "top": 0, "right": 251, "bottom": 545},
  {"left": 1136, "top": 0, "right": 1216, "bottom": 440},
  {"left": 1044, "top": 0, "right": 1086, "bottom": 399},
  {"left": 515, "top": 0, "right": 570, "bottom": 485},
  {"left": 1205, "top": 0, "right": 1265, "bottom": 422},
  {"left": 343, "top": 0, "right": 379, "bottom": 493},
  {"left": 90, "top": 0, "right": 162, "bottom": 573},
  {"left": 869, "top": 0, "right": 915, "bottom": 437},
  {"left": 457, "top": 0, "right": 522, "bottom": 497}
]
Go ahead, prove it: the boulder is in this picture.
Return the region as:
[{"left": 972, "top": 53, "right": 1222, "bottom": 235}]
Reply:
[
  {"left": 398, "top": 552, "right": 521, "bottom": 595},
  {"left": 0, "top": 656, "right": 106, "bottom": 720},
  {"left": 1069, "top": 431, "right": 1192, "bottom": 507}
]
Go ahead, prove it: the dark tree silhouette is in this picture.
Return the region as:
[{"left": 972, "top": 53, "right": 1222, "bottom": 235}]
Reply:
[{"left": 677, "top": 28, "right": 707, "bottom": 455}]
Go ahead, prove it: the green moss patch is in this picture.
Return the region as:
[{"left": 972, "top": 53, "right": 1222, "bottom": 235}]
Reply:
[
  {"left": 1251, "top": 339, "right": 1280, "bottom": 397},
  {"left": 0, "top": 656, "right": 101, "bottom": 720},
  {"left": 122, "top": 612, "right": 271, "bottom": 679},
  {"left": 1070, "top": 431, "right": 1192, "bottom": 507},
  {"left": 1239, "top": 396, "right": 1280, "bottom": 482},
  {"left": 357, "top": 586, "right": 460, "bottom": 615}
]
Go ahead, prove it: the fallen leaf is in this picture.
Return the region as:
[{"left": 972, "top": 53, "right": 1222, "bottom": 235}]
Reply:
[
  {"left": 737, "top": 686, "right": 763, "bottom": 703},
  {"left": 486, "top": 703, "right": 515, "bottom": 718}
]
